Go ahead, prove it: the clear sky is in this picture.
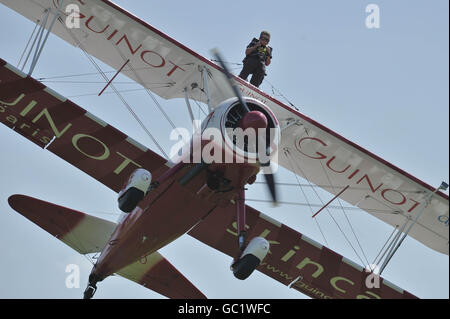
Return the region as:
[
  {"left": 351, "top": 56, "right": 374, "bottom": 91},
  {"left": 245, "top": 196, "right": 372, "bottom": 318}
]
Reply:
[{"left": 0, "top": 0, "right": 448, "bottom": 299}]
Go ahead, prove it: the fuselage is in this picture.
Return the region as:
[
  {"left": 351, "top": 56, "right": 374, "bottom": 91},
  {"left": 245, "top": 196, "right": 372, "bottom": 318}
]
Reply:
[
  {"left": 91, "top": 97, "right": 280, "bottom": 281},
  {"left": 92, "top": 161, "right": 259, "bottom": 280}
]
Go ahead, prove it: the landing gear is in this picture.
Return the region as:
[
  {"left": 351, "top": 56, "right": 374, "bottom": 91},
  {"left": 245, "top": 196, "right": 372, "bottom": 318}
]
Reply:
[
  {"left": 83, "top": 274, "right": 99, "bottom": 299},
  {"left": 231, "top": 236, "right": 270, "bottom": 280},
  {"left": 118, "top": 169, "right": 152, "bottom": 213},
  {"left": 83, "top": 284, "right": 97, "bottom": 299},
  {"left": 232, "top": 254, "right": 261, "bottom": 280},
  {"left": 231, "top": 188, "right": 270, "bottom": 280},
  {"left": 118, "top": 187, "right": 145, "bottom": 213}
]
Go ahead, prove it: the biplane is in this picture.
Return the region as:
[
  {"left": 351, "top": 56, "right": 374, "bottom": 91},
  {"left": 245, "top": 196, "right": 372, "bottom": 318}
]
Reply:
[{"left": 0, "top": 0, "right": 448, "bottom": 299}]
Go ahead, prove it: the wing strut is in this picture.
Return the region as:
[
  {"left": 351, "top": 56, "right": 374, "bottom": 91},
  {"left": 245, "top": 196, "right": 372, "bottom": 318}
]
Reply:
[
  {"left": 183, "top": 87, "right": 200, "bottom": 132},
  {"left": 201, "top": 66, "right": 213, "bottom": 113},
  {"left": 236, "top": 188, "right": 247, "bottom": 253},
  {"left": 28, "top": 0, "right": 65, "bottom": 76},
  {"left": 17, "top": 20, "right": 40, "bottom": 69},
  {"left": 379, "top": 181, "right": 448, "bottom": 274},
  {"left": 98, "top": 59, "right": 130, "bottom": 96},
  {"left": 20, "top": 10, "right": 49, "bottom": 72},
  {"left": 312, "top": 185, "right": 350, "bottom": 218}
]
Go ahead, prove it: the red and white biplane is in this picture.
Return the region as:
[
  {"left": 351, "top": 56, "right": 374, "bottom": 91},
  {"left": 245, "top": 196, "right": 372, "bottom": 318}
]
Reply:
[{"left": 0, "top": 0, "right": 448, "bottom": 299}]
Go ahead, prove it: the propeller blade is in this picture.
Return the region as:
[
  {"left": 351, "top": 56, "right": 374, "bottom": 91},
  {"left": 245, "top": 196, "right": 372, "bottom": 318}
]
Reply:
[
  {"left": 264, "top": 172, "right": 278, "bottom": 205},
  {"left": 211, "top": 49, "right": 250, "bottom": 113}
]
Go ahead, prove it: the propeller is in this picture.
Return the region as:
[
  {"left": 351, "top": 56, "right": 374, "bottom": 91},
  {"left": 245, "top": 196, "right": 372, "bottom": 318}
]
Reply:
[
  {"left": 260, "top": 162, "right": 277, "bottom": 204},
  {"left": 212, "top": 49, "right": 278, "bottom": 205}
]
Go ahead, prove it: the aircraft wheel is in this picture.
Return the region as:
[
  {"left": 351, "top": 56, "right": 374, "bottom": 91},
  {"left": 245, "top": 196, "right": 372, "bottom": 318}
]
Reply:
[
  {"left": 232, "top": 254, "right": 260, "bottom": 280},
  {"left": 118, "top": 187, "right": 144, "bottom": 213}
]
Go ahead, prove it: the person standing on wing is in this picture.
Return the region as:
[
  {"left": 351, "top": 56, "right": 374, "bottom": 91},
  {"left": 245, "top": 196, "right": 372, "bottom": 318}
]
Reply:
[{"left": 239, "top": 31, "right": 273, "bottom": 88}]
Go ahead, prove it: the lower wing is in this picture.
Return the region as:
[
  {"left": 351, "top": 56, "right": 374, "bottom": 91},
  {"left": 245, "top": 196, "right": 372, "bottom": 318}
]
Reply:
[{"left": 188, "top": 204, "right": 417, "bottom": 299}]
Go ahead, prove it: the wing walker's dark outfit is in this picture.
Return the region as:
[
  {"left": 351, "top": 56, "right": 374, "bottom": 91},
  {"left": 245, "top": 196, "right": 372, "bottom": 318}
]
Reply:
[{"left": 239, "top": 38, "right": 273, "bottom": 88}]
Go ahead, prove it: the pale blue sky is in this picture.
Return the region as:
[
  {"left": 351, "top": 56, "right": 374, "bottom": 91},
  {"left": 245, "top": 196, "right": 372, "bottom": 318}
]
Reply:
[{"left": 0, "top": 1, "right": 448, "bottom": 298}]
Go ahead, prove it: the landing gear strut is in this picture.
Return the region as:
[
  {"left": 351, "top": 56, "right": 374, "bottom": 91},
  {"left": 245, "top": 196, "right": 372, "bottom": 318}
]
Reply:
[
  {"left": 236, "top": 188, "right": 246, "bottom": 253},
  {"left": 83, "top": 274, "right": 99, "bottom": 299},
  {"left": 231, "top": 188, "right": 270, "bottom": 280}
]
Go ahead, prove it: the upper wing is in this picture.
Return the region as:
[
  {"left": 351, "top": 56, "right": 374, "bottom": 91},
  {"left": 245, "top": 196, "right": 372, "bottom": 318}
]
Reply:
[
  {"left": 8, "top": 194, "right": 206, "bottom": 298},
  {"left": 0, "top": 58, "right": 168, "bottom": 193},
  {"left": 274, "top": 112, "right": 449, "bottom": 255},
  {"left": 188, "top": 203, "right": 417, "bottom": 299},
  {"left": 250, "top": 94, "right": 449, "bottom": 255}
]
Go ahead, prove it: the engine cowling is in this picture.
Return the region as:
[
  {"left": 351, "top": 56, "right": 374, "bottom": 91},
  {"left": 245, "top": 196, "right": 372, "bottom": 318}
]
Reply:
[
  {"left": 117, "top": 168, "right": 152, "bottom": 213},
  {"left": 199, "top": 97, "right": 280, "bottom": 165}
]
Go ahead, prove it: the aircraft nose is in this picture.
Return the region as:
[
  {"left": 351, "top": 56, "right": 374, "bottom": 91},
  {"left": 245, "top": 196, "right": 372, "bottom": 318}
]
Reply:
[{"left": 239, "top": 110, "right": 268, "bottom": 131}]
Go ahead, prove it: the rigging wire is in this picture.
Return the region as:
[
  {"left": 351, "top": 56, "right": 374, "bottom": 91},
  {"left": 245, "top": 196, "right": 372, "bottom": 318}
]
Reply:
[
  {"left": 210, "top": 59, "right": 242, "bottom": 66},
  {"left": 102, "top": 39, "right": 189, "bottom": 144},
  {"left": 372, "top": 225, "right": 398, "bottom": 267},
  {"left": 212, "top": 58, "right": 300, "bottom": 112},
  {"left": 188, "top": 91, "right": 209, "bottom": 117},
  {"left": 39, "top": 79, "right": 169, "bottom": 85},
  {"left": 246, "top": 198, "right": 369, "bottom": 211},
  {"left": 284, "top": 147, "right": 370, "bottom": 268},
  {"left": 342, "top": 203, "right": 372, "bottom": 269},
  {"left": 253, "top": 181, "right": 423, "bottom": 194},
  {"left": 264, "top": 79, "right": 299, "bottom": 111},
  {"left": 210, "top": 58, "right": 298, "bottom": 111},
  {"left": 61, "top": 20, "right": 169, "bottom": 159},
  {"left": 17, "top": 19, "right": 40, "bottom": 69},
  {"left": 20, "top": 12, "right": 50, "bottom": 72},
  {"left": 315, "top": 156, "right": 372, "bottom": 269},
  {"left": 293, "top": 123, "right": 372, "bottom": 268},
  {"left": 123, "top": 60, "right": 179, "bottom": 131},
  {"left": 35, "top": 67, "right": 174, "bottom": 81},
  {"left": 283, "top": 149, "right": 329, "bottom": 247},
  {"left": 65, "top": 87, "right": 169, "bottom": 98}
]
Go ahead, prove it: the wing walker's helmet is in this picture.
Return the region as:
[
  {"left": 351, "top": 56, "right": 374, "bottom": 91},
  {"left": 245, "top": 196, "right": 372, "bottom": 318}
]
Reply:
[{"left": 260, "top": 31, "right": 270, "bottom": 41}]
